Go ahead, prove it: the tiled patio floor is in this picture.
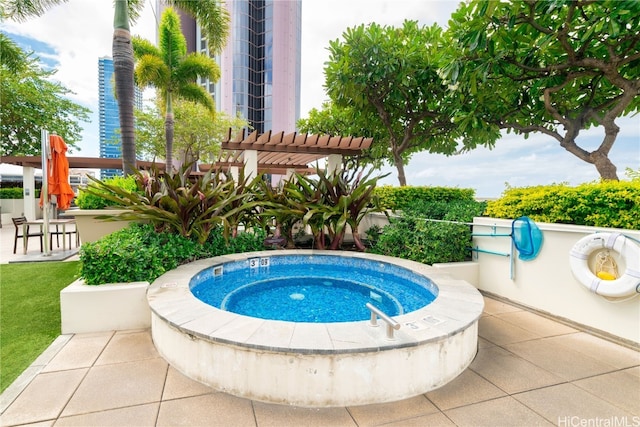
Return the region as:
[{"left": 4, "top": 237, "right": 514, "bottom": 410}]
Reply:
[
  {"left": 1, "top": 296, "right": 638, "bottom": 427},
  {"left": 1, "top": 225, "right": 638, "bottom": 426}
]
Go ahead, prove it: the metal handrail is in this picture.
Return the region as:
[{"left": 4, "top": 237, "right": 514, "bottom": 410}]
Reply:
[{"left": 366, "top": 303, "right": 401, "bottom": 339}]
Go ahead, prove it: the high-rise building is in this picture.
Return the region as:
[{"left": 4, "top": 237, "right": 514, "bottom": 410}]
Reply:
[
  {"left": 98, "top": 57, "right": 142, "bottom": 178},
  {"left": 173, "top": 0, "right": 302, "bottom": 134}
]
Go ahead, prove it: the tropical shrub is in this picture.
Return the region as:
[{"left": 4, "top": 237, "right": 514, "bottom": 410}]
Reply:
[
  {"left": 80, "top": 223, "right": 197, "bottom": 285},
  {"left": 254, "top": 176, "right": 303, "bottom": 248},
  {"left": 485, "top": 181, "right": 640, "bottom": 229},
  {"left": 75, "top": 175, "right": 138, "bottom": 209},
  {"left": 262, "top": 166, "right": 388, "bottom": 250},
  {"left": 403, "top": 199, "right": 487, "bottom": 222},
  {"left": 202, "top": 225, "right": 267, "bottom": 256},
  {"left": 80, "top": 223, "right": 267, "bottom": 285},
  {"left": 79, "top": 165, "right": 255, "bottom": 243},
  {"left": 218, "top": 170, "right": 264, "bottom": 238},
  {"left": 370, "top": 217, "right": 471, "bottom": 264}
]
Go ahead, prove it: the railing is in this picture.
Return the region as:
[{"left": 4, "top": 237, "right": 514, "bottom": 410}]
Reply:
[{"left": 366, "top": 303, "right": 401, "bottom": 340}]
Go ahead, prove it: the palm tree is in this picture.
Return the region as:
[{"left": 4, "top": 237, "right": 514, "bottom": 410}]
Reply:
[
  {"left": 3, "top": 0, "right": 229, "bottom": 176},
  {"left": 113, "top": 0, "right": 138, "bottom": 175},
  {"left": 132, "top": 7, "right": 220, "bottom": 173}
]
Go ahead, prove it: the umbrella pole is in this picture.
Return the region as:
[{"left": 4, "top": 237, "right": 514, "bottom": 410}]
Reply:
[{"left": 41, "top": 129, "right": 51, "bottom": 256}]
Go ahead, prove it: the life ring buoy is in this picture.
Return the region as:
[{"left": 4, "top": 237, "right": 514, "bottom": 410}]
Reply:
[{"left": 569, "top": 233, "right": 640, "bottom": 298}]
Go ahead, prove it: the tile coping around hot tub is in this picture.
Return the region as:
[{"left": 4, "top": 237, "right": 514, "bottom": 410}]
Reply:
[{"left": 147, "top": 250, "right": 485, "bottom": 355}]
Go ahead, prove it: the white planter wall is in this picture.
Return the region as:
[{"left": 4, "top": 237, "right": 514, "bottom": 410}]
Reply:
[
  {"left": 470, "top": 217, "right": 639, "bottom": 345},
  {"left": 64, "top": 209, "right": 134, "bottom": 244},
  {"left": 60, "top": 279, "right": 150, "bottom": 334}
]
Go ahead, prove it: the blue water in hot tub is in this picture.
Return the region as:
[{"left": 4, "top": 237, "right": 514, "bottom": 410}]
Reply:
[{"left": 190, "top": 254, "right": 438, "bottom": 323}]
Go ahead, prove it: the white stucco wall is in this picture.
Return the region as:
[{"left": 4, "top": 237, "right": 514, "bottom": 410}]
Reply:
[
  {"left": 60, "top": 279, "right": 150, "bottom": 334},
  {"left": 471, "top": 217, "right": 639, "bottom": 345}
]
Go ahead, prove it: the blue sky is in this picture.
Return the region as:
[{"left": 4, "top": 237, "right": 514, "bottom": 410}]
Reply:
[{"left": 3, "top": 0, "right": 639, "bottom": 197}]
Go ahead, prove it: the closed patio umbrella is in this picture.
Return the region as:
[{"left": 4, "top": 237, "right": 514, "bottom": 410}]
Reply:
[
  {"left": 38, "top": 132, "right": 76, "bottom": 256},
  {"left": 47, "top": 134, "right": 75, "bottom": 210},
  {"left": 40, "top": 134, "right": 75, "bottom": 210}
]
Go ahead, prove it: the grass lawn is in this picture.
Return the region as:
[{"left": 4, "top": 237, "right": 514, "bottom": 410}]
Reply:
[{"left": 0, "top": 261, "right": 81, "bottom": 393}]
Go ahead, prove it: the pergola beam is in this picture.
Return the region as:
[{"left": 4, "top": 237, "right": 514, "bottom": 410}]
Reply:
[{"left": 220, "top": 142, "right": 365, "bottom": 156}]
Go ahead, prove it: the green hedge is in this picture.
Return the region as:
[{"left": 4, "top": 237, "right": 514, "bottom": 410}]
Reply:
[
  {"left": 373, "top": 186, "right": 476, "bottom": 211},
  {"left": 75, "top": 175, "right": 138, "bottom": 209},
  {"left": 369, "top": 197, "right": 484, "bottom": 265},
  {"left": 0, "top": 187, "right": 42, "bottom": 199},
  {"left": 80, "top": 223, "right": 267, "bottom": 285},
  {"left": 0, "top": 188, "right": 25, "bottom": 199},
  {"left": 485, "top": 181, "right": 640, "bottom": 230}
]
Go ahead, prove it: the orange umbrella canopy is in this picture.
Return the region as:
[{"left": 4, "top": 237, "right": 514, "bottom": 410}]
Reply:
[{"left": 41, "top": 134, "right": 76, "bottom": 210}]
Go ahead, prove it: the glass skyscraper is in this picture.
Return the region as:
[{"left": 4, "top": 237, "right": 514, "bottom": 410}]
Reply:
[
  {"left": 98, "top": 57, "right": 142, "bottom": 178},
  {"left": 174, "top": 0, "right": 302, "bottom": 134}
]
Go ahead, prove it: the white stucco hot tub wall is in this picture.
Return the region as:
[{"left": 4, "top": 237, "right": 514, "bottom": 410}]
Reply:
[
  {"left": 468, "top": 217, "right": 639, "bottom": 345},
  {"left": 150, "top": 314, "right": 478, "bottom": 407},
  {"left": 146, "top": 251, "right": 484, "bottom": 407}
]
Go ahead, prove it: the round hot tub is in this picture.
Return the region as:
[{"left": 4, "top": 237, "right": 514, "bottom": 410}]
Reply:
[
  {"left": 147, "top": 250, "right": 484, "bottom": 407},
  {"left": 191, "top": 253, "right": 437, "bottom": 322}
]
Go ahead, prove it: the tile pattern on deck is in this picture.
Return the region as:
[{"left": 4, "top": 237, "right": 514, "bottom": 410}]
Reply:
[{"left": 1, "top": 297, "right": 638, "bottom": 427}]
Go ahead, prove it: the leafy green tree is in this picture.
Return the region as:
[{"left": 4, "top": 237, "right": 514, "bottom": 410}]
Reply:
[
  {"left": 0, "top": 34, "right": 90, "bottom": 156},
  {"left": 173, "top": 101, "right": 247, "bottom": 166},
  {"left": 446, "top": 0, "right": 640, "bottom": 180},
  {"left": 0, "top": 32, "right": 27, "bottom": 73},
  {"left": 132, "top": 7, "right": 220, "bottom": 173},
  {"left": 134, "top": 98, "right": 248, "bottom": 165},
  {"left": 297, "top": 101, "right": 387, "bottom": 168},
  {"left": 324, "top": 20, "right": 500, "bottom": 186},
  {"left": 132, "top": 103, "right": 165, "bottom": 161},
  {"left": 3, "top": 0, "right": 229, "bottom": 176}
]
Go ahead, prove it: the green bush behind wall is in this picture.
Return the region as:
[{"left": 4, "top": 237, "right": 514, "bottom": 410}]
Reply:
[
  {"left": 485, "top": 181, "right": 640, "bottom": 230},
  {"left": 0, "top": 188, "right": 24, "bottom": 199},
  {"left": 374, "top": 186, "right": 476, "bottom": 211}
]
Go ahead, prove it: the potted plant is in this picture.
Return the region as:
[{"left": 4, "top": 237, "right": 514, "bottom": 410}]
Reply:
[{"left": 65, "top": 175, "right": 139, "bottom": 243}]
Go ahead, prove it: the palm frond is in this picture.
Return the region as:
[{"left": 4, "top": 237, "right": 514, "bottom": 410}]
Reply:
[
  {"left": 175, "top": 54, "right": 220, "bottom": 82},
  {"left": 158, "top": 7, "right": 186, "bottom": 68},
  {"left": 168, "top": 0, "right": 230, "bottom": 54},
  {"left": 176, "top": 83, "right": 215, "bottom": 113},
  {"left": 0, "top": 33, "right": 29, "bottom": 73},
  {"left": 134, "top": 55, "right": 169, "bottom": 88},
  {"left": 132, "top": 36, "right": 161, "bottom": 59},
  {"left": 1, "top": 0, "right": 66, "bottom": 22},
  {"left": 126, "top": 0, "right": 145, "bottom": 23}
]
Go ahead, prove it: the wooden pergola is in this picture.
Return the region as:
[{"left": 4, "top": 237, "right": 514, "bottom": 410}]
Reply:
[
  {"left": 201, "top": 129, "right": 374, "bottom": 176},
  {"left": 0, "top": 156, "right": 164, "bottom": 170},
  {"left": 1, "top": 130, "right": 373, "bottom": 219},
  {"left": 2, "top": 130, "right": 373, "bottom": 176}
]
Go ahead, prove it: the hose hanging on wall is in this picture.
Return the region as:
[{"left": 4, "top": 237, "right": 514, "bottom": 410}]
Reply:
[{"left": 471, "top": 216, "right": 544, "bottom": 279}]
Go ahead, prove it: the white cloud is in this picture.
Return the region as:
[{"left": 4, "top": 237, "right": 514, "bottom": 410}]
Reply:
[{"left": 301, "top": 0, "right": 460, "bottom": 116}]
